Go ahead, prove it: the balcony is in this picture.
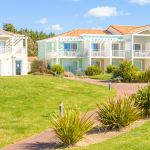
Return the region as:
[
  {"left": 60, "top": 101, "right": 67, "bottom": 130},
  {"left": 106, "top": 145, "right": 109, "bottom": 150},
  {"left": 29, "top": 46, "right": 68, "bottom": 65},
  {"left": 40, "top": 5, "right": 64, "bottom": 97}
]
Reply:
[
  {"left": 112, "top": 50, "right": 131, "bottom": 58},
  {"left": 91, "top": 50, "right": 110, "bottom": 58},
  {"left": 59, "top": 50, "right": 87, "bottom": 58},
  {"left": 134, "top": 50, "right": 150, "bottom": 58},
  {"left": 0, "top": 46, "right": 26, "bottom": 54}
]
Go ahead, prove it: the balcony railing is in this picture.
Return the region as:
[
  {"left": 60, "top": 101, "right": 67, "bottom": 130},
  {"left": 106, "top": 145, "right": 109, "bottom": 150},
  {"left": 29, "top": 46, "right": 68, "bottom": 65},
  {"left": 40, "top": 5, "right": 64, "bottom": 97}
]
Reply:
[
  {"left": 112, "top": 50, "right": 131, "bottom": 57},
  {"left": 59, "top": 49, "right": 87, "bottom": 57},
  {"left": 0, "top": 46, "right": 26, "bottom": 54},
  {"left": 46, "top": 50, "right": 57, "bottom": 58},
  {"left": 134, "top": 50, "right": 150, "bottom": 58},
  {"left": 0, "top": 46, "right": 11, "bottom": 54},
  {"left": 91, "top": 50, "right": 110, "bottom": 57}
]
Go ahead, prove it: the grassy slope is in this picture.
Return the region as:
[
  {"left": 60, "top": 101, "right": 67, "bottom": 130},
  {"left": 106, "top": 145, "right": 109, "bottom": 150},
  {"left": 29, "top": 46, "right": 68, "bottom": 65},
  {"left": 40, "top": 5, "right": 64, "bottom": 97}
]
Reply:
[
  {"left": 0, "top": 75, "right": 116, "bottom": 148},
  {"left": 88, "top": 74, "right": 113, "bottom": 80},
  {"left": 70, "top": 121, "right": 150, "bottom": 150}
]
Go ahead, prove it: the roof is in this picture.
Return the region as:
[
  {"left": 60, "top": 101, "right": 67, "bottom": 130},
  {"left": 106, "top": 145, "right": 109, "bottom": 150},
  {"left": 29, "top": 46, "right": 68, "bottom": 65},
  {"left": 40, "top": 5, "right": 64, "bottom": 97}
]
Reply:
[
  {"left": 48, "top": 29, "right": 111, "bottom": 39},
  {"left": 108, "top": 25, "right": 140, "bottom": 34},
  {"left": 28, "top": 57, "right": 38, "bottom": 61},
  {"left": 0, "top": 29, "right": 19, "bottom": 36},
  {"left": 108, "top": 25, "right": 150, "bottom": 34}
]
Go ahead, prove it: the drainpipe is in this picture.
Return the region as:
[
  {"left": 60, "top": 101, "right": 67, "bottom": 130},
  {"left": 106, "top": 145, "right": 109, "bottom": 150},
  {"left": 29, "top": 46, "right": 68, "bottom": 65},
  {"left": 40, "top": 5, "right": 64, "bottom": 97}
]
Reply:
[{"left": 131, "top": 34, "right": 134, "bottom": 65}]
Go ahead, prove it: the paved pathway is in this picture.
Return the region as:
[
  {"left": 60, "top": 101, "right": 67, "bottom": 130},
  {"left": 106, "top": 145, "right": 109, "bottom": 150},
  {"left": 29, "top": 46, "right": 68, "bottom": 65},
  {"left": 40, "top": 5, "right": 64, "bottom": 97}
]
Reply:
[{"left": 1, "top": 78, "right": 148, "bottom": 150}]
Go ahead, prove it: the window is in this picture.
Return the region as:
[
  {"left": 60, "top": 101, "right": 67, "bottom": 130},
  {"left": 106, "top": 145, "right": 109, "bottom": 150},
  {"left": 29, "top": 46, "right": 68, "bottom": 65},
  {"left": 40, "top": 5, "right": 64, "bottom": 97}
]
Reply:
[
  {"left": 0, "top": 41, "right": 6, "bottom": 47},
  {"left": 133, "top": 44, "right": 141, "bottom": 50},
  {"left": 134, "top": 61, "right": 142, "bottom": 71},
  {"left": 91, "top": 61, "right": 100, "bottom": 67},
  {"left": 64, "top": 43, "right": 77, "bottom": 51},
  {"left": 112, "top": 44, "right": 119, "bottom": 50},
  {"left": 92, "top": 43, "right": 100, "bottom": 51},
  {"left": 112, "top": 61, "right": 119, "bottom": 67}
]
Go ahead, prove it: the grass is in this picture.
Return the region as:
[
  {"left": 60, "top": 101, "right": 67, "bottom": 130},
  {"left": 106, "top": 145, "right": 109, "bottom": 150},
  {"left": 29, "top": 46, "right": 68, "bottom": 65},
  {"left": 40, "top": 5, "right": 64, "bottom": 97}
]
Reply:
[
  {"left": 0, "top": 75, "right": 116, "bottom": 148},
  {"left": 68, "top": 120, "right": 150, "bottom": 150},
  {"left": 88, "top": 74, "right": 113, "bottom": 80}
]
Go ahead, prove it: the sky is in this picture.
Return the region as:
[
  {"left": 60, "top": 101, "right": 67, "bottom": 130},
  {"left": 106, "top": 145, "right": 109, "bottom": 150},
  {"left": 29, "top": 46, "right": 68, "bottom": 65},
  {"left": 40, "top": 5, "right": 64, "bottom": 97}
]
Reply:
[{"left": 0, "top": 0, "right": 150, "bottom": 35}]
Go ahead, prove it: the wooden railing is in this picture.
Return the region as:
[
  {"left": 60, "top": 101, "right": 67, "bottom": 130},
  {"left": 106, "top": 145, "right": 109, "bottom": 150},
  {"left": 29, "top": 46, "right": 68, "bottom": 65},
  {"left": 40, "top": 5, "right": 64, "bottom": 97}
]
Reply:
[{"left": 112, "top": 50, "right": 131, "bottom": 57}]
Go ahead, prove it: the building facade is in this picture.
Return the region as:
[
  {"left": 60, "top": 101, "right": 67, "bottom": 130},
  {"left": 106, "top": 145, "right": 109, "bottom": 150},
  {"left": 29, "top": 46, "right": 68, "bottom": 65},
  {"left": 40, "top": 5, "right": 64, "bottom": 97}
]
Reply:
[
  {"left": 37, "top": 25, "right": 150, "bottom": 74},
  {"left": 0, "top": 29, "right": 28, "bottom": 76}
]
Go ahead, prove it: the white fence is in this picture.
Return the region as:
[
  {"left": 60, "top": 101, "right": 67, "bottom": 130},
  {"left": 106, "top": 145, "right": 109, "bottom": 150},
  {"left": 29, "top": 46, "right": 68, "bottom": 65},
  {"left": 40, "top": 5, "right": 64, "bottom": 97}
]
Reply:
[
  {"left": 134, "top": 50, "right": 150, "bottom": 57},
  {"left": 112, "top": 50, "right": 131, "bottom": 57}
]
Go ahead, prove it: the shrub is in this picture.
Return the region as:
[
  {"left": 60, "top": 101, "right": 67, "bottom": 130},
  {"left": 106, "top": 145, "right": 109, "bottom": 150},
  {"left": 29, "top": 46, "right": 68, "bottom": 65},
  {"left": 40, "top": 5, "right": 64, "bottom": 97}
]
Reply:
[
  {"left": 136, "top": 71, "right": 148, "bottom": 82},
  {"left": 85, "top": 65, "right": 103, "bottom": 76},
  {"left": 50, "top": 108, "right": 94, "bottom": 146},
  {"left": 113, "top": 60, "right": 138, "bottom": 82},
  {"left": 112, "top": 76, "right": 123, "bottom": 83},
  {"left": 51, "top": 64, "right": 65, "bottom": 75},
  {"left": 132, "top": 84, "right": 150, "bottom": 117},
  {"left": 31, "top": 60, "right": 46, "bottom": 73},
  {"left": 96, "top": 97, "right": 142, "bottom": 129},
  {"left": 63, "top": 72, "right": 74, "bottom": 77},
  {"left": 107, "top": 65, "right": 118, "bottom": 73}
]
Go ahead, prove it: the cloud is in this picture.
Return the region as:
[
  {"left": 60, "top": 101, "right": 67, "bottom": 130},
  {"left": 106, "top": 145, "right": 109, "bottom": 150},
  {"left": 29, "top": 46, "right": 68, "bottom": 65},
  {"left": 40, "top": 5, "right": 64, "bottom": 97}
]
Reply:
[
  {"left": 44, "top": 24, "right": 63, "bottom": 31},
  {"left": 125, "top": 13, "right": 130, "bottom": 15},
  {"left": 84, "top": 6, "right": 121, "bottom": 18},
  {"left": 75, "top": 14, "right": 78, "bottom": 17},
  {"left": 92, "top": 26, "right": 103, "bottom": 29},
  {"left": 35, "top": 18, "right": 48, "bottom": 24},
  {"left": 130, "top": 0, "right": 150, "bottom": 5},
  {"left": 88, "top": 20, "right": 93, "bottom": 23}
]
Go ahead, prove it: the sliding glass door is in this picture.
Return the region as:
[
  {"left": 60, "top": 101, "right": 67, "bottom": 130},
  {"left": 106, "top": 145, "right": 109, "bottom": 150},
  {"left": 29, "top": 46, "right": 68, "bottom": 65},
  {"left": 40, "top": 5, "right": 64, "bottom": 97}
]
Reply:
[{"left": 63, "top": 61, "right": 77, "bottom": 74}]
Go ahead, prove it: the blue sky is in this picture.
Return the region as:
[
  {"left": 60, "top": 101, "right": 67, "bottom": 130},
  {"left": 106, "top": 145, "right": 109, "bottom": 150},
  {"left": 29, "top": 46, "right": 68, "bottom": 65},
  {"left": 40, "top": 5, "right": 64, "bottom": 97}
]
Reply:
[{"left": 0, "top": 0, "right": 150, "bottom": 35}]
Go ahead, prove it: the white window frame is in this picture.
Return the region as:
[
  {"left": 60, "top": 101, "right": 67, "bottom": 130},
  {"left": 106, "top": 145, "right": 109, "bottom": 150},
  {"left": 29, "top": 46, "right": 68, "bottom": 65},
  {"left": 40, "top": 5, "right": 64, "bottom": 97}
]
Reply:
[
  {"left": 91, "top": 60, "right": 101, "bottom": 67},
  {"left": 64, "top": 43, "right": 78, "bottom": 51},
  {"left": 92, "top": 43, "right": 101, "bottom": 51},
  {"left": 133, "top": 60, "right": 142, "bottom": 71},
  {"left": 133, "top": 43, "right": 142, "bottom": 50},
  {"left": 62, "top": 59, "right": 79, "bottom": 71},
  {"left": 112, "top": 43, "right": 120, "bottom": 51}
]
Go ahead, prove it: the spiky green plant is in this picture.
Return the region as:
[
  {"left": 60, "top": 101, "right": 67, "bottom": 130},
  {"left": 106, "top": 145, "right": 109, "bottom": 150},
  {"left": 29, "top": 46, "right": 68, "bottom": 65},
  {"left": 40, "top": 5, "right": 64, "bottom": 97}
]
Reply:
[
  {"left": 96, "top": 97, "right": 143, "bottom": 129},
  {"left": 132, "top": 83, "right": 150, "bottom": 117},
  {"left": 50, "top": 108, "right": 94, "bottom": 146}
]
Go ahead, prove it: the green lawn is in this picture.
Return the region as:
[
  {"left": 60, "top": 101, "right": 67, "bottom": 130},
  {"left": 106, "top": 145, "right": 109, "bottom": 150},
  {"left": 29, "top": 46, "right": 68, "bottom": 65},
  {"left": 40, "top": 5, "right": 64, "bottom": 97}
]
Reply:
[
  {"left": 0, "top": 75, "right": 116, "bottom": 148},
  {"left": 88, "top": 74, "right": 113, "bottom": 80},
  {"left": 69, "top": 121, "right": 150, "bottom": 150}
]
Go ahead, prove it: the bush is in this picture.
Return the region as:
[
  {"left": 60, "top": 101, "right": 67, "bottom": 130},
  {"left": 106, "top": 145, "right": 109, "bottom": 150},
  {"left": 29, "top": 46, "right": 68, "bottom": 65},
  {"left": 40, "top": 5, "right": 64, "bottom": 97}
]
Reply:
[
  {"left": 50, "top": 108, "right": 94, "bottom": 146},
  {"left": 85, "top": 65, "right": 103, "bottom": 76},
  {"left": 107, "top": 65, "right": 118, "bottom": 73},
  {"left": 51, "top": 64, "right": 65, "bottom": 75},
  {"left": 63, "top": 72, "right": 74, "bottom": 77},
  {"left": 96, "top": 97, "right": 142, "bottom": 129},
  {"left": 113, "top": 60, "right": 138, "bottom": 82},
  {"left": 31, "top": 60, "right": 44, "bottom": 73},
  {"left": 136, "top": 71, "right": 148, "bottom": 82},
  {"left": 132, "top": 84, "right": 150, "bottom": 117},
  {"left": 112, "top": 76, "right": 123, "bottom": 83}
]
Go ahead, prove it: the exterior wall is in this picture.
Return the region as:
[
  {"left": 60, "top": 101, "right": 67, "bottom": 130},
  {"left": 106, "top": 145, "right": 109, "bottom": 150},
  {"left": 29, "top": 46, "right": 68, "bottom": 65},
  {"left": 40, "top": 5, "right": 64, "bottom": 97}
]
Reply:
[
  {"left": 104, "top": 58, "right": 110, "bottom": 73},
  {"left": 82, "top": 35, "right": 123, "bottom": 39},
  {"left": 133, "top": 36, "right": 150, "bottom": 50},
  {"left": 38, "top": 42, "right": 46, "bottom": 60},
  {"left": 0, "top": 54, "right": 27, "bottom": 76},
  {"left": 145, "top": 59, "right": 150, "bottom": 69}
]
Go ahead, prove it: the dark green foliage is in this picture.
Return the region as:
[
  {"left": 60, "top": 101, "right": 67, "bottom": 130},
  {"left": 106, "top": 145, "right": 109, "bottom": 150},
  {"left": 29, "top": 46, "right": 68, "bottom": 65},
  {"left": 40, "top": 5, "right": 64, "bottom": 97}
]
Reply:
[
  {"left": 51, "top": 64, "right": 65, "bottom": 75},
  {"left": 106, "top": 65, "right": 119, "bottom": 73},
  {"left": 3, "top": 23, "right": 55, "bottom": 56},
  {"left": 132, "top": 84, "right": 150, "bottom": 117},
  {"left": 113, "top": 60, "right": 139, "bottom": 82},
  {"left": 50, "top": 108, "right": 94, "bottom": 146},
  {"left": 97, "top": 97, "right": 142, "bottom": 129},
  {"left": 85, "top": 65, "right": 103, "bottom": 76}
]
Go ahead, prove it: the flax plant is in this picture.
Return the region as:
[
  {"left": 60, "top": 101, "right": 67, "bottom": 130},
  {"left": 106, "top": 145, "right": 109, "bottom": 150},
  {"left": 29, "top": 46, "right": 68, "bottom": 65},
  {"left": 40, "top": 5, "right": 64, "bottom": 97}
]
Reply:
[
  {"left": 50, "top": 108, "right": 94, "bottom": 146},
  {"left": 97, "top": 97, "right": 143, "bottom": 129}
]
